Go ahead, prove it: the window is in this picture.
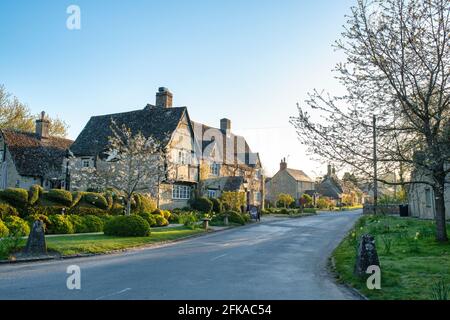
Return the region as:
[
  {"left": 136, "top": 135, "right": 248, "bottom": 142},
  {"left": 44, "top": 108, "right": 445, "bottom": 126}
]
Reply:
[
  {"left": 425, "top": 188, "right": 432, "bottom": 208},
  {"left": 210, "top": 163, "right": 220, "bottom": 176},
  {"left": 82, "top": 159, "right": 91, "bottom": 168},
  {"left": 177, "top": 150, "right": 188, "bottom": 165},
  {"left": 172, "top": 185, "right": 191, "bottom": 200},
  {"left": 208, "top": 189, "right": 217, "bottom": 198}
]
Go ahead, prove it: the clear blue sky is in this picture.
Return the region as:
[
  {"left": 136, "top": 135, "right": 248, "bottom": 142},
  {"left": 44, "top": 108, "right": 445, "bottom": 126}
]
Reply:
[{"left": 0, "top": 0, "right": 355, "bottom": 177}]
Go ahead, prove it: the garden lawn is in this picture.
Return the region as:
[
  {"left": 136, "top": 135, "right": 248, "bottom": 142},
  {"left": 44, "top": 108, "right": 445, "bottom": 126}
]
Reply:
[{"left": 332, "top": 214, "right": 450, "bottom": 300}]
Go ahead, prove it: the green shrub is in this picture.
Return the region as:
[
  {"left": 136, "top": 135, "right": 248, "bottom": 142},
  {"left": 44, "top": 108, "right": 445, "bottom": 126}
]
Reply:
[
  {"left": 279, "top": 208, "right": 289, "bottom": 215},
  {"left": 0, "top": 234, "right": 22, "bottom": 259},
  {"left": 225, "top": 211, "right": 246, "bottom": 225},
  {"left": 221, "top": 191, "right": 246, "bottom": 212},
  {"left": 67, "top": 206, "right": 108, "bottom": 216},
  {"left": 105, "top": 192, "right": 114, "bottom": 210},
  {"left": 0, "top": 202, "right": 19, "bottom": 220},
  {"left": 303, "top": 208, "right": 317, "bottom": 214},
  {"left": 154, "top": 215, "right": 169, "bottom": 227},
  {"left": 28, "top": 185, "right": 43, "bottom": 205},
  {"left": 137, "top": 212, "right": 157, "bottom": 227},
  {"left": 3, "top": 216, "right": 30, "bottom": 236},
  {"left": 109, "top": 203, "right": 125, "bottom": 215},
  {"left": 169, "top": 212, "right": 179, "bottom": 223},
  {"left": 47, "top": 215, "right": 74, "bottom": 235},
  {"left": 71, "top": 191, "right": 85, "bottom": 207},
  {"left": 160, "top": 210, "right": 171, "bottom": 220},
  {"left": 132, "top": 194, "right": 157, "bottom": 214},
  {"left": 67, "top": 215, "right": 84, "bottom": 233},
  {"left": 100, "top": 214, "right": 114, "bottom": 225},
  {"left": 83, "top": 193, "right": 109, "bottom": 209},
  {"left": 45, "top": 189, "right": 73, "bottom": 206},
  {"left": 80, "top": 215, "right": 104, "bottom": 233},
  {"left": 152, "top": 209, "right": 162, "bottom": 215},
  {"left": 28, "top": 205, "right": 66, "bottom": 216},
  {"left": 191, "top": 197, "right": 213, "bottom": 213},
  {"left": 104, "top": 215, "right": 151, "bottom": 237},
  {"left": 178, "top": 213, "right": 198, "bottom": 229},
  {"left": 0, "top": 188, "right": 28, "bottom": 207},
  {"left": 0, "top": 219, "right": 9, "bottom": 238},
  {"left": 210, "top": 198, "right": 223, "bottom": 213}
]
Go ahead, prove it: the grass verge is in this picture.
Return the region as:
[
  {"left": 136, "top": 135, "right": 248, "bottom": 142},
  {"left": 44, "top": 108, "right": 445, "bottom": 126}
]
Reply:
[
  {"left": 1, "top": 226, "right": 205, "bottom": 259},
  {"left": 332, "top": 214, "right": 450, "bottom": 300}
]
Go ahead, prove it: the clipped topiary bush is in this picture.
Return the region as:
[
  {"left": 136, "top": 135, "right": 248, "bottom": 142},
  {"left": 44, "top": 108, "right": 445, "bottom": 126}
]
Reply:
[
  {"left": 71, "top": 191, "right": 85, "bottom": 207},
  {"left": 210, "top": 198, "right": 223, "bottom": 213},
  {"left": 0, "top": 188, "right": 28, "bottom": 207},
  {"left": 3, "top": 216, "right": 30, "bottom": 236},
  {"left": 104, "top": 215, "right": 151, "bottom": 237},
  {"left": 160, "top": 210, "right": 171, "bottom": 220},
  {"left": 191, "top": 197, "right": 213, "bottom": 213},
  {"left": 83, "top": 192, "right": 109, "bottom": 209},
  {"left": 137, "top": 212, "right": 157, "bottom": 227},
  {"left": 0, "top": 202, "right": 19, "bottom": 220},
  {"left": 68, "top": 206, "right": 108, "bottom": 216},
  {"left": 28, "top": 205, "right": 66, "bottom": 217},
  {"left": 105, "top": 192, "right": 114, "bottom": 210},
  {"left": 80, "top": 215, "right": 104, "bottom": 233},
  {"left": 169, "top": 212, "right": 179, "bottom": 224},
  {"left": 67, "top": 215, "right": 84, "bottom": 233},
  {"left": 45, "top": 189, "right": 73, "bottom": 206},
  {"left": 28, "top": 185, "right": 43, "bottom": 205},
  {"left": 0, "top": 219, "right": 9, "bottom": 238},
  {"left": 153, "top": 215, "right": 169, "bottom": 227},
  {"left": 47, "top": 215, "right": 74, "bottom": 235}
]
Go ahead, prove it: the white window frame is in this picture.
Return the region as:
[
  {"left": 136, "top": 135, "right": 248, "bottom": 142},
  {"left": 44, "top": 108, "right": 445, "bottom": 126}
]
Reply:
[
  {"left": 82, "top": 159, "right": 91, "bottom": 168},
  {"left": 208, "top": 189, "right": 217, "bottom": 198},
  {"left": 210, "top": 163, "right": 220, "bottom": 176},
  {"left": 172, "top": 185, "right": 191, "bottom": 200}
]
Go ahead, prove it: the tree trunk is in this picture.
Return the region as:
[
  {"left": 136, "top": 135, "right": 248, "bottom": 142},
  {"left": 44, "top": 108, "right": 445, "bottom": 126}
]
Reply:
[
  {"left": 433, "top": 179, "right": 448, "bottom": 243},
  {"left": 126, "top": 196, "right": 132, "bottom": 216}
]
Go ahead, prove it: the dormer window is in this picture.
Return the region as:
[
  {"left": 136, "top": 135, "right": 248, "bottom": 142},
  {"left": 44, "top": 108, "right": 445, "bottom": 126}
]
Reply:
[{"left": 82, "top": 159, "right": 91, "bottom": 168}]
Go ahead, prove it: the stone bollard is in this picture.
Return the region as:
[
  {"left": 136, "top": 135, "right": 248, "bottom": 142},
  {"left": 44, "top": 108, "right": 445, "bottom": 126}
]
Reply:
[
  {"left": 202, "top": 218, "right": 211, "bottom": 230},
  {"left": 354, "top": 234, "right": 380, "bottom": 277},
  {"left": 23, "top": 220, "right": 47, "bottom": 256},
  {"left": 223, "top": 214, "right": 229, "bottom": 226}
]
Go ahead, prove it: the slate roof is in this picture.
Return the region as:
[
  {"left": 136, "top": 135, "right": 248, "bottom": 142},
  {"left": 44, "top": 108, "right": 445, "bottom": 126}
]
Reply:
[
  {"left": 285, "top": 168, "right": 313, "bottom": 182},
  {"left": 202, "top": 176, "right": 245, "bottom": 192},
  {"left": 70, "top": 106, "right": 188, "bottom": 156},
  {"left": 317, "top": 174, "right": 362, "bottom": 199},
  {"left": 1, "top": 129, "right": 73, "bottom": 177},
  {"left": 191, "top": 121, "right": 259, "bottom": 167}
]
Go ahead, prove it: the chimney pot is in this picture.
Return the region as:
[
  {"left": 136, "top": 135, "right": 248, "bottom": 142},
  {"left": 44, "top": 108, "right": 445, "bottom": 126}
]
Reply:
[
  {"left": 155, "top": 87, "right": 173, "bottom": 108},
  {"left": 280, "top": 158, "right": 287, "bottom": 171},
  {"left": 36, "top": 111, "right": 50, "bottom": 139},
  {"left": 220, "top": 118, "right": 231, "bottom": 133}
]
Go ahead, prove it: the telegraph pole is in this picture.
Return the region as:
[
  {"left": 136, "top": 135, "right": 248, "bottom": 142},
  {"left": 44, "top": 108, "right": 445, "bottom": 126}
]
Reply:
[{"left": 373, "top": 115, "right": 378, "bottom": 215}]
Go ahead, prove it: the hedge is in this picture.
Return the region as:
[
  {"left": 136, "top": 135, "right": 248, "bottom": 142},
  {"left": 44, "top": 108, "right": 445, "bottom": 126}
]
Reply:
[
  {"left": 83, "top": 193, "right": 109, "bottom": 210},
  {"left": 0, "top": 202, "right": 19, "bottom": 220},
  {"left": 28, "top": 185, "right": 43, "bottom": 205},
  {"left": 47, "top": 215, "right": 74, "bottom": 235},
  {"left": 45, "top": 189, "right": 73, "bottom": 206},
  {"left": 3, "top": 216, "right": 30, "bottom": 236},
  {"left": 154, "top": 215, "right": 169, "bottom": 227},
  {"left": 104, "top": 215, "right": 151, "bottom": 237},
  {"left": 26, "top": 214, "right": 51, "bottom": 232},
  {"left": 0, "top": 188, "right": 28, "bottom": 207},
  {"left": 0, "top": 219, "right": 9, "bottom": 238},
  {"left": 190, "top": 197, "right": 213, "bottom": 213},
  {"left": 28, "top": 205, "right": 66, "bottom": 216},
  {"left": 69, "top": 215, "right": 104, "bottom": 233},
  {"left": 225, "top": 211, "right": 246, "bottom": 225},
  {"left": 68, "top": 206, "right": 108, "bottom": 216}
]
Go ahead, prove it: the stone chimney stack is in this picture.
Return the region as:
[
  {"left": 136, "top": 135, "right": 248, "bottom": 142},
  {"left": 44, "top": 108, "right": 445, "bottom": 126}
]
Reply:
[
  {"left": 327, "top": 164, "right": 332, "bottom": 176},
  {"left": 155, "top": 87, "right": 173, "bottom": 108},
  {"left": 36, "top": 111, "right": 50, "bottom": 139},
  {"left": 280, "top": 158, "right": 287, "bottom": 171},
  {"left": 220, "top": 118, "right": 231, "bottom": 134}
]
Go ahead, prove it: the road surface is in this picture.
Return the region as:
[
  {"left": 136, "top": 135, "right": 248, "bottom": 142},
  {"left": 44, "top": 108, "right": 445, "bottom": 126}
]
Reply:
[{"left": 0, "top": 210, "right": 362, "bottom": 300}]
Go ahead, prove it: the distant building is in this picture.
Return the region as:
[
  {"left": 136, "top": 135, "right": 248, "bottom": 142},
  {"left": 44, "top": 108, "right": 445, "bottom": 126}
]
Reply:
[
  {"left": 316, "top": 165, "right": 364, "bottom": 205},
  {"left": 265, "top": 158, "right": 314, "bottom": 206},
  {"left": 0, "top": 112, "right": 73, "bottom": 190}
]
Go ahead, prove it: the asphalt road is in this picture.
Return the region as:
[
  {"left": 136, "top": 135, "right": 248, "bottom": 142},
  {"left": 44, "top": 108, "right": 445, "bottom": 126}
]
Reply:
[{"left": 0, "top": 210, "right": 362, "bottom": 300}]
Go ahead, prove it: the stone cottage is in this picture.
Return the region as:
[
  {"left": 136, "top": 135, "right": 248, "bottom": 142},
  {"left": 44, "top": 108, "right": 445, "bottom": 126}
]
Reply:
[
  {"left": 0, "top": 112, "right": 73, "bottom": 190},
  {"left": 265, "top": 158, "right": 315, "bottom": 206},
  {"left": 192, "top": 119, "right": 264, "bottom": 209},
  {"left": 68, "top": 87, "right": 264, "bottom": 210},
  {"left": 316, "top": 164, "right": 364, "bottom": 205}
]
